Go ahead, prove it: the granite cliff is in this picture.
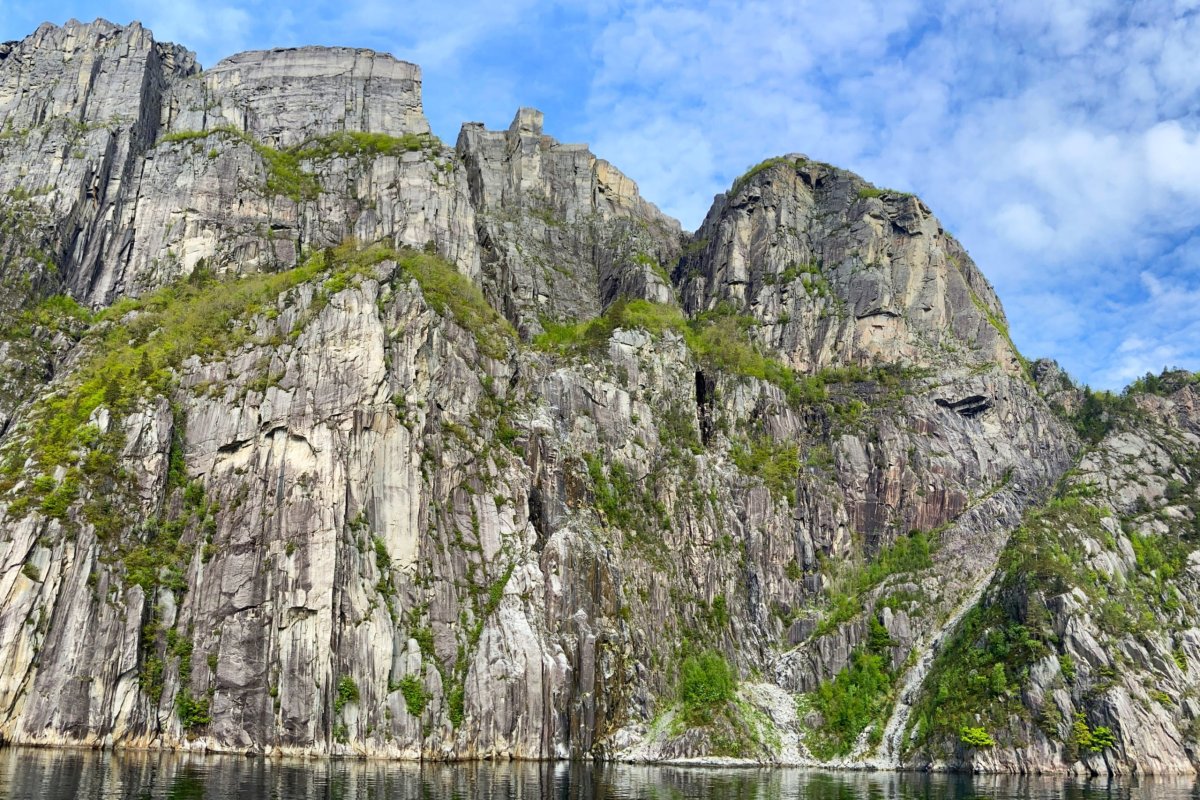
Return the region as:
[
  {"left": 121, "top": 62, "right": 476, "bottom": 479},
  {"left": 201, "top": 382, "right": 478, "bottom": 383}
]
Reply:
[{"left": 0, "top": 19, "right": 1194, "bottom": 774}]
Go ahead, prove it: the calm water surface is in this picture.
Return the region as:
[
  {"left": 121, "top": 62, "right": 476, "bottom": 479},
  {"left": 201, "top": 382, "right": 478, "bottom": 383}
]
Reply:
[{"left": 1, "top": 748, "right": 1198, "bottom": 799}]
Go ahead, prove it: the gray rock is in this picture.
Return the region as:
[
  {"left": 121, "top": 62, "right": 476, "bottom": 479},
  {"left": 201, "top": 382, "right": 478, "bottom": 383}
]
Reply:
[{"left": 0, "top": 19, "right": 1188, "bottom": 778}]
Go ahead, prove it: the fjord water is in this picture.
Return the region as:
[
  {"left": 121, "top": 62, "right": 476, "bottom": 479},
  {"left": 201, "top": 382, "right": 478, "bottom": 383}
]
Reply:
[{"left": 1, "top": 749, "right": 1197, "bottom": 800}]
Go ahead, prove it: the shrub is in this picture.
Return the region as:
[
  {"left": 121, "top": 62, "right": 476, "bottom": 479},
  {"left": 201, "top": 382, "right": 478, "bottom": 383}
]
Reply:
[
  {"left": 1089, "top": 726, "right": 1117, "bottom": 751},
  {"left": 484, "top": 564, "right": 513, "bottom": 615},
  {"left": 373, "top": 535, "right": 390, "bottom": 572},
  {"left": 730, "top": 157, "right": 797, "bottom": 196},
  {"left": 679, "top": 651, "right": 737, "bottom": 714},
  {"left": 176, "top": 691, "right": 211, "bottom": 729},
  {"left": 334, "top": 676, "right": 359, "bottom": 713},
  {"left": 584, "top": 454, "right": 670, "bottom": 554},
  {"left": 1071, "top": 714, "right": 1116, "bottom": 753},
  {"left": 398, "top": 674, "right": 427, "bottom": 716},
  {"left": 815, "top": 529, "right": 934, "bottom": 635},
  {"left": 960, "top": 726, "right": 995, "bottom": 748},
  {"left": 395, "top": 249, "right": 514, "bottom": 360},
  {"left": 1072, "top": 388, "right": 1137, "bottom": 444},
  {"left": 1060, "top": 653, "right": 1076, "bottom": 682},
  {"left": 857, "top": 185, "right": 912, "bottom": 200},
  {"left": 731, "top": 435, "right": 800, "bottom": 504},
  {"left": 447, "top": 682, "right": 465, "bottom": 728}
]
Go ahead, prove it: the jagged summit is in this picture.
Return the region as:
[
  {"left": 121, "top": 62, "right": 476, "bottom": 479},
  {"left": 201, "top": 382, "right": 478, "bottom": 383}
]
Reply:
[{"left": 458, "top": 106, "right": 682, "bottom": 334}]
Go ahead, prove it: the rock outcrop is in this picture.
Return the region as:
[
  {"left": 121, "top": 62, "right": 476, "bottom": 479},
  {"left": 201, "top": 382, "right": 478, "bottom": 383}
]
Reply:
[
  {"left": 0, "top": 19, "right": 1194, "bottom": 775},
  {"left": 458, "top": 107, "right": 681, "bottom": 335},
  {"left": 899, "top": 372, "right": 1200, "bottom": 774}
]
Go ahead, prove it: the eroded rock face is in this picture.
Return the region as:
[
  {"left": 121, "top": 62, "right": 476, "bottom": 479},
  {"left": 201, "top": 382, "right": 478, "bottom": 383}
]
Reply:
[
  {"left": 0, "top": 19, "right": 1185, "bottom": 775},
  {"left": 196, "top": 47, "right": 429, "bottom": 147},
  {"left": 680, "top": 157, "right": 1019, "bottom": 376},
  {"left": 458, "top": 108, "right": 681, "bottom": 335},
  {"left": 902, "top": 380, "right": 1200, "bottom": 775}
]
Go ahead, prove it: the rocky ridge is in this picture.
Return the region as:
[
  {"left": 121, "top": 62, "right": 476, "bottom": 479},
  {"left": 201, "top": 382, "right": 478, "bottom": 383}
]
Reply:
[{"left": 0, "top": 19, "right": 1193, "bottom": 774}]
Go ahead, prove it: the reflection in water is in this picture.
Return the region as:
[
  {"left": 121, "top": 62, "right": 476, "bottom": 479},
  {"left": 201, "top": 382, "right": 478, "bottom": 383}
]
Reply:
[{"left": 0, "top": 748, "right": 1197, "bottom": 800}]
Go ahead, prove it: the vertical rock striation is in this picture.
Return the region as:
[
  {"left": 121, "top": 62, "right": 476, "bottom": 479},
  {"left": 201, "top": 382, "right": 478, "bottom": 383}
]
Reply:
[{"left": 0, "top": 19, "right": 1194, "bottom": 775}]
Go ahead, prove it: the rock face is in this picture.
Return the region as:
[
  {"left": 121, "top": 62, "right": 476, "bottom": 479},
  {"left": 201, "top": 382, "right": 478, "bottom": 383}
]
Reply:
[
  {"left": 0, "top": 20, "right": 1193, "bottom": 774},
  {"left": 900, "top": 373, "right": 1200, "bottom": 775},
  {"left": 458, "top": 108, "right": 681, "bottom": 336},
  {"left": 198, "top": 48, "right": 430, "bottom": 147},
  {"left": 679, "top": 156, "right": 1019, "bottom": 376}
]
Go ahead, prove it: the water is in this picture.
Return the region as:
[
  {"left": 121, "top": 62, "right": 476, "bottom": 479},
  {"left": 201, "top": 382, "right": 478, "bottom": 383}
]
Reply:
[{"left": 1, "top": 748, "right": 1198, "bottom": 800}]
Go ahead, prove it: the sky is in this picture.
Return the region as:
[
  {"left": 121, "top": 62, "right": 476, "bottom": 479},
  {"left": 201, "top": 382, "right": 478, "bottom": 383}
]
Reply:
[{"left": 2, "top": 1, "right": 1199, "bottom": 391}]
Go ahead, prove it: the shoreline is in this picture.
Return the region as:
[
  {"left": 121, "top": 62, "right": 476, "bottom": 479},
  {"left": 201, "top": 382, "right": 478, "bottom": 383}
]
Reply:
[{"left": 0, "top": 740, "right": 1195, "bottom": 777}]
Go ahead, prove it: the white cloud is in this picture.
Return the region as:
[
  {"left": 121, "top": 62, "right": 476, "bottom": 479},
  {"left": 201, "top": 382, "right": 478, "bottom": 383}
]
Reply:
[
  {"left": 131, "top": 0, "right": 254, "bottom": 60},
  {"left": 1145, "top": 121, "right": 1200, "bottom": 193}
]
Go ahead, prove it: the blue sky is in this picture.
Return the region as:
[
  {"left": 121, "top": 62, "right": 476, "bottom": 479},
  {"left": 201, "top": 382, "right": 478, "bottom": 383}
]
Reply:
[{"left": 3, "top": 1, "right": 1200, "bottom": 390}]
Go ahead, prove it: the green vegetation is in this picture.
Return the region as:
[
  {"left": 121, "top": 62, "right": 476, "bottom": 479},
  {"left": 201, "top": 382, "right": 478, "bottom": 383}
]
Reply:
[
  {"left": 176, "top": 691, "right": 211, "bottom": 730},
  {"left": 1069, "top": 713, "right": 1116, "bottom": 756},
  {"left": 814, "top": 529, "right": 935, "bottom": 636},
  {"left": 805, "top": 616, "right": 897, "bottom": 758},
  {"left": 960, "top": 726, "right": 996, "bottom": 748},
  {"left": 447, "top": 683, "right": 466, "bottom": 728},
  {"left": 292, "top": 130, "right": 432, "bottom": 160},
  {"left": 21, "top": 562, "right": 40, "bottom": 581},
  {"left": 137, "top": 625, "right": 213, "bottom": 732},
  {"left": 536, "top": 299, "right": 926, "bottom": 412},
  {"left": 412, "top": 626, "right": 435, "bottom": 659},
  {"left": 1066, "top": 367, "right": 1200, "bottom": 445},
  {"left": 1070, "top": 387, "right": 1138, "bottom": 444},
  {"left": 730, "top": 157, "right": 800, "bottom": 196},
  {"left": 161, "top": 128, "right": 439, "bottom": 202},
  {"left": 903, "top": 489, "right": 1141, "bottom": 757},
  {"left": 678, "top": 651, "right": 737, "bottom": 723},
  {"left": 730, "top": 434, "right": 800, "bottom": 504},
  {"left": 765, "top": 260, "right": 830, "bottom": 300},
  {"left": 856, "top": 184, "right": 914, "bottom": 200},
  {"left": 1060, "top": 652, "right": 1076, "bottom": 682},
  {"left": 2, "top": 255, "right": 327, "bottom": 493},
  {"left": 0, "top": 241, "right": 513, "bottom": 559},
  {"left": 668, "top": 651, "right": 780, "bottom": 758},
  {"left": 393, "top": 247, "right": 514, "bottom": 360},
  {"left": 968, "top": 288, "right": 1033, "bottom": 377},
  {"left": 398, "top": 674, "right": 427, "bottom": 716},
  {"left": 1129, "top": 529, "right": 1188, "bottom": 580},
  {"left": 0, "top": 293, "right": 92, "bottom": 340},
  {"left": 373, "top": 535, "right": 390, "bottom": 571},
  {"left": 139, "top": 653, "right": 165, "bottom": 704},
  {"left": 585, "top": 453, "right": 670, "bottom": 554},
  {"left": 484, "top": 564, "right": 513, "bottom": 616},
  {"left": 334, "top": 676, "right": 359, "bottom": 714},
  {"left": 535, "top": 298, "right": 686, "bottom": 354},
  {"left": 1126, "top": 369, "right": 1198, "bottom": 397},
  {"left": 163, "top": 126, "right": 316, "bottom": 201},
  {"left": 633, "top": 251, "right": 671, "bottom": 285}
]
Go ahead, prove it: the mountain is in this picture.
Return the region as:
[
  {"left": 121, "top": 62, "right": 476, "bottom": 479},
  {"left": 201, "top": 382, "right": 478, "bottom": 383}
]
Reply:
[{"left": 0, "top": 19, "right": 1194, "bottom": 774}]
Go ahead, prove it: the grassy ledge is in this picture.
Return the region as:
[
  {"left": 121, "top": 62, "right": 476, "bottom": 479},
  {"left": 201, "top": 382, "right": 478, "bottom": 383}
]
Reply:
[{"left": 160, "top": 128, "right": 440, "bottom": 202}]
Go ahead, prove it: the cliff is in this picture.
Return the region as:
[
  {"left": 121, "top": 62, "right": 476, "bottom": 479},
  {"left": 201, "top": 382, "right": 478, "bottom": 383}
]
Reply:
[{"left": 0, "top": 19, "right": 1193, "bottom": 774}]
